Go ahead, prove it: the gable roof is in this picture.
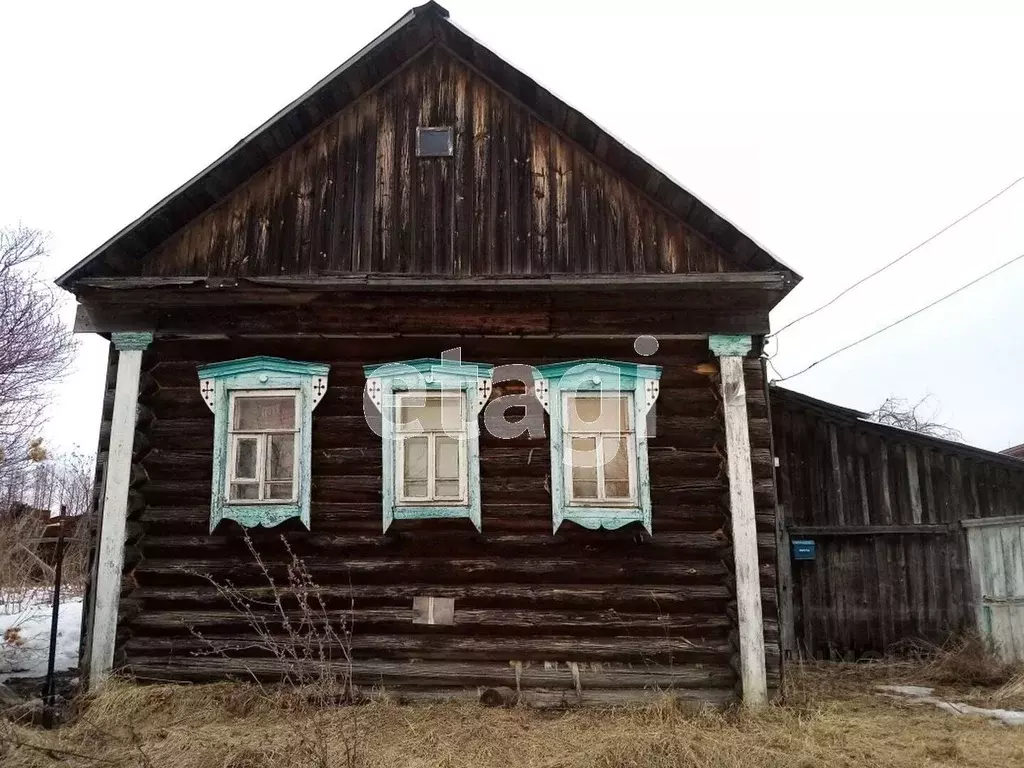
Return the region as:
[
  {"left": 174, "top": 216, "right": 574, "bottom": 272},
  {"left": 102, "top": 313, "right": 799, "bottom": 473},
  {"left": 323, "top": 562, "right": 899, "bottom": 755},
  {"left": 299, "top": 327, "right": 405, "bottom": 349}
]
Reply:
[{"left": 57, "top": 2, "right": 800, "bottom": 289}]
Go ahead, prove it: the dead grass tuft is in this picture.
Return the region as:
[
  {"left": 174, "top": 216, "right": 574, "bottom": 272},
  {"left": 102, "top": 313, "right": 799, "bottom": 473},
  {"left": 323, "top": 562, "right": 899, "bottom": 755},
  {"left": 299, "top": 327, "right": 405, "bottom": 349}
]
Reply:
[
  {"left": 920, "top": 633, "right": 1020, "bottom": 687},
  {"left": 3, "top": 669, "right": 1024, "bottom": 768}
]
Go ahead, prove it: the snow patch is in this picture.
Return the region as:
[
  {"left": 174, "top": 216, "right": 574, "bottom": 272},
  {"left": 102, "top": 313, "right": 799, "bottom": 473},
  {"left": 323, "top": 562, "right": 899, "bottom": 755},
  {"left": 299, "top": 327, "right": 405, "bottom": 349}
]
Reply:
[
  {"left": 1, "top": 597, "right": 82, "bottom": 681},
  {"left": 878, "top": 683, "right": 1024, "bottom": 727}
]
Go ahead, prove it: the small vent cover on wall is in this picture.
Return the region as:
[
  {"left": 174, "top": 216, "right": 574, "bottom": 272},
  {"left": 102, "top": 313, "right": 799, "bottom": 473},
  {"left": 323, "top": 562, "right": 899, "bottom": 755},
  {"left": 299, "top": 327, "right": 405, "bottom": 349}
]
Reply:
[
  {"left": 413, "top": 596, "right": 455, "bottom": 625},
  {"left": 416, "top": 126, "right": 453, "bottom": 157}
]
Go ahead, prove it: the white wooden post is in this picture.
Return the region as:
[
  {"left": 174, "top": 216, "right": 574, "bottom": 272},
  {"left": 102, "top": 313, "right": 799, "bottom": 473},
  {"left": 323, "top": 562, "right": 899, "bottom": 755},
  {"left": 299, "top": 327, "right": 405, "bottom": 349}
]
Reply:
[
  {"left": 88, "top": 331, "right": 152, "bottom": 688},
  {"left": 709, "top": 334, "right": 767, "bottom": 706}
]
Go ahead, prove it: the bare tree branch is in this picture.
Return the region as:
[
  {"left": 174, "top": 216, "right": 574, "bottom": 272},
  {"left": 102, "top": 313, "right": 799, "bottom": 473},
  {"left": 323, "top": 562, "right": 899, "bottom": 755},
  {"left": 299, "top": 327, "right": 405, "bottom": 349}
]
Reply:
[
  {"left": 0, "top": 225, "right": 78, "bottom": 501},
  {"left": 868, "top": 395, "right": 964, "bottom": 442}
]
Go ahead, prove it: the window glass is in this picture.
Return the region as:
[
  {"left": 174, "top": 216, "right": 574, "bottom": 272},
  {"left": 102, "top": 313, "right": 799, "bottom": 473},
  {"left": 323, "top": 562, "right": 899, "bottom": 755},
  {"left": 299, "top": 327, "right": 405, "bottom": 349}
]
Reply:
[
  {"left": 399, "top": 395, "right": 464, "bottom": 432},
  {"left": 397, "top": 393, "right": 467, "bottom": 504},
  {"left": 567, "top": 396, "right": 629, "bottom": 432},
  {"left": 566, "top": 394, "right": 635, "bottom": 505},
  {"left": 227, "top": 392, "right": 298, "bottom": 503},
  {"left": 403, "top": 435, "right": 429, "bottom": 499},
  {"left": 234, "top": 438, "right": 258, "bottom": 480}
]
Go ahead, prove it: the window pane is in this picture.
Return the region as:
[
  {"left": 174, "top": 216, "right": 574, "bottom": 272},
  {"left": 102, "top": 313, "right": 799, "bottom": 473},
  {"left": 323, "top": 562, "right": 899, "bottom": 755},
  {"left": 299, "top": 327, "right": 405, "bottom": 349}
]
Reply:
[
  {"left": 435, "top": 436, "right": 460, "bottom": 480},
  {"left": 435, "top": 479, "right": 461, "bottom": 498},
  {"left": 571, "top": 436, "right": 598, "bottom": 499},
  {"left": 399, "top": 395, "right": 464, "bottom": 432},
  {"left": 233, "top": 396, "right": 295, "bottom": 430},
  {"left": 403, "top": 436, "right": 428, "bottom": 498},
  {"left": 230, "top": 483, "right": 259, "bottom": 501},
  {"left": 605, "top": 481, "right": 630, "bottom": 499},
  {"left": 603, "top": 435, "right": 630, "bottom": 482},
  {"left": 265, "top": 482, "right": 293, "bottom": 500},
  {"left": 567, "top": 396, "right": 628, "bottom": 432},
  {"left": 267, "top": 434, "right": 294, "bottom": 481},
  {"left": 403, "top": 436, "right": 428, "bottom": 479},
  {"left": 404, "top": 480, "right": 428, "bottom": 499},
  {"left": 233, "top": 438, "right": 258, "bottom": 480}
]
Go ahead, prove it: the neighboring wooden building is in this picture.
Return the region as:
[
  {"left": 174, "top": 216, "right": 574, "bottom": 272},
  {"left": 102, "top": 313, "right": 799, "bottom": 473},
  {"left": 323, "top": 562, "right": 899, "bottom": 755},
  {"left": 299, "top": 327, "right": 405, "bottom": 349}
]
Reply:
[
  {"left": 773, "top": 387, "right": 1024, "bottom": 661},
  {"left": 59, "top": 4, "right": 799, "bottom": 706},
  {"left": 1002, "top": 444, "right": 1024, "bottom": 460}
]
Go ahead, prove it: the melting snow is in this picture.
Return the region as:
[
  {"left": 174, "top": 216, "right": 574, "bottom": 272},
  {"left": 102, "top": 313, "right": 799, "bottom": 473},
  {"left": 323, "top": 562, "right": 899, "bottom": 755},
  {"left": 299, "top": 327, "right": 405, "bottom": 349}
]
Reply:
[
  {"left": 878, "top": 684, "right": 1024, "bottom": 727},
  {"left": 1, "top": 597, "right": 82, "bottom": 681}
]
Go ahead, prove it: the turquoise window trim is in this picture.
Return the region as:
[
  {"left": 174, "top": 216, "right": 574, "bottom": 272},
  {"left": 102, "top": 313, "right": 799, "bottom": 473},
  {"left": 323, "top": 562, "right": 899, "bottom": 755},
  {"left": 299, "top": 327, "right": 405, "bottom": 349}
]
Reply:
[
  {"left": 534, "top": 359, "right": 662, "bottom": 535},
  {"left": 364, "top": 358, "right": 493, "bottom": 533},
  {"left": 198, "top": 356, "right": 330, "bottom": 532}
]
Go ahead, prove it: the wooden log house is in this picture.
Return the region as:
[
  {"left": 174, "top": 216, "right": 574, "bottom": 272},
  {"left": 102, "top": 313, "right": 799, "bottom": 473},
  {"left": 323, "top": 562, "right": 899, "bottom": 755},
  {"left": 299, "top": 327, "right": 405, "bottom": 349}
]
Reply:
[{"left": 59, "top": 3, "right": 801, "bottom": 707}]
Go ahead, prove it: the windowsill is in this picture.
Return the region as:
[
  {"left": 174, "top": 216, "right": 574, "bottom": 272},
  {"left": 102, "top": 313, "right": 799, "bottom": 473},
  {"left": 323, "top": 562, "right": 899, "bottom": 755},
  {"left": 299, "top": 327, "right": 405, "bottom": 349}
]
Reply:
[
  {"left": 389, "top": 503, "right": 480, "bottom": 532},
  {"left": 224, "top": 498, "right": 298, "bottom": 506},
  {"left": 218, "top": 501, "right": 303, "bottom": 529},
  {"left": 566, "top": 499, "right": 638, "bottom": 508},
  {"left": 556, "top": 505, "right": 648, "bottom": 532}
]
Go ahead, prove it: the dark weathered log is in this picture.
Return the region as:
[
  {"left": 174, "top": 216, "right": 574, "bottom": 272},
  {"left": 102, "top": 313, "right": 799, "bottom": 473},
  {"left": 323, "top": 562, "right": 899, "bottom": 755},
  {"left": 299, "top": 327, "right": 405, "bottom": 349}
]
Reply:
[
  {"left": 121, "top": 656, "right": 735, "bottom": 690},
  {"left": 132, "top": 556, "right": 730, "bottom": 587},
  {"left": 129, "top": 607, "right": 733, "bottom": 637},
  {"left": 131, "top": 583, "right": 735, "bottom": 612},
  {"left": 124, "top": 634, "right": 732, "bottom": 663},
  {"left": 134, "top": 531, "right": 731, "bottom": 559}
]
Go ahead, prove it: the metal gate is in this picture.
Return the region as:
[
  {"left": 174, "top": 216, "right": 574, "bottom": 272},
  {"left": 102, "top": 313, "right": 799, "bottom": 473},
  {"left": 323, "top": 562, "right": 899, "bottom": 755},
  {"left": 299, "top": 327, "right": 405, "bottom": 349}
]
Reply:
[{"left": 964, "top": 516, "right": 1024, "bottom": 662}]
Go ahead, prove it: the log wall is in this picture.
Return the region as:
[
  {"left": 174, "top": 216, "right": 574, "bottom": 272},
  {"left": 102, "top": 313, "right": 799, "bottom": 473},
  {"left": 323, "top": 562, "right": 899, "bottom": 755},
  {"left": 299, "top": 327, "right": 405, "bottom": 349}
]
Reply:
[
  {"left": 773, "top": 388, "right": 1024, "bottom": 658},
  {"left": 103, "top": 329, "right": 778, "bottom": 704}
]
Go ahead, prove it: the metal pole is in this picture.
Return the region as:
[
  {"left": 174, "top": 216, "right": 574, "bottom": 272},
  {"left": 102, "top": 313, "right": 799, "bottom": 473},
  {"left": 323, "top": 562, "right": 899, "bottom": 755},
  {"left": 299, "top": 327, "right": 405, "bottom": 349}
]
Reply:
[{"left": 42, "top": 510, "right": 67, "bottom": 729}]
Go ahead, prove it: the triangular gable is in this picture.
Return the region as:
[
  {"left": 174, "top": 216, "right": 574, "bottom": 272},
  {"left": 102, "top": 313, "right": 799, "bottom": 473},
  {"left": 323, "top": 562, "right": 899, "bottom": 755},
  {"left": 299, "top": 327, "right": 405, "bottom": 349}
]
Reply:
[{"left": 57, "top": 2, "right": 800, "bottom": 289}]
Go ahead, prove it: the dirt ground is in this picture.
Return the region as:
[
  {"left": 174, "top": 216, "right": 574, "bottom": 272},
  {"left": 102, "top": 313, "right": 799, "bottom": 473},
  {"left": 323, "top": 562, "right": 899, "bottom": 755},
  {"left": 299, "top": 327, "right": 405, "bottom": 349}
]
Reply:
[{"left": 3, "top": 660, "right": 1024, "bottom": 768}]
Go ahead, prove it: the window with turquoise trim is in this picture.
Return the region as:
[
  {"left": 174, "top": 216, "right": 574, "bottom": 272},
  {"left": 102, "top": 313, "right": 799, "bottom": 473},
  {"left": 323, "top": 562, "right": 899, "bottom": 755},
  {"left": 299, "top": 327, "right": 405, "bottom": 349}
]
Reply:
[
  {"left": 533, "top": 360, "right": 662, "bottom": 534},
  {"left": 364, "top": 358, "right": 493, "bottom": 532},
  {"left": 198, "top": 357, "right": 330, "bottom": 531}
]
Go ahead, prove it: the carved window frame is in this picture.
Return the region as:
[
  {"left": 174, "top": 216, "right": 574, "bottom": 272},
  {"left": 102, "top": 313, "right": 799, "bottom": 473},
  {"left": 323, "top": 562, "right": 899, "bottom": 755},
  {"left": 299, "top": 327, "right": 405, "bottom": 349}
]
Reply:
[
  {"left": 364, "top": 358, "right": 493, "bottom": 533},
  {"left": 198, "top": 356, "right": 329, "bottom": 532},
  {"left": 533, "top": 359, "right": 662, "bottom": 534}
]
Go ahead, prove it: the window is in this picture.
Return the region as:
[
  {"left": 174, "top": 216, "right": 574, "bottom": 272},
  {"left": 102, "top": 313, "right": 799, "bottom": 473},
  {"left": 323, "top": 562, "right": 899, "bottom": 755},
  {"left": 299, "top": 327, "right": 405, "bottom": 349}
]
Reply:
[
  {"left": 198, "top": 357, "right": 329, "bottom": 531},
  {"left": 396, "top": 393, "right": 467, "bottom": 504},
  {"left": 365, "top": 358, "right": 492, "bottom": 532},
  {"left": 534, "top": 360, "right": 661, "bottom": 533},
  {"left": 228, "top": 392, "right": 298, "bottom": 502},
  {"left": 565, "top": 394, "right": 636, "bottom": 505}
]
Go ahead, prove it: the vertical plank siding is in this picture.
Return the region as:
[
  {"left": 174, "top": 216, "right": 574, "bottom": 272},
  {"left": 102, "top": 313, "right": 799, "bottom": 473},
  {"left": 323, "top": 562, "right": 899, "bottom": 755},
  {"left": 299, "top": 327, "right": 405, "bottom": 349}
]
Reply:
[
  {"left": 100, "top": 332, "right": 777, "bottom": 701},
  {"left": 139, "top": 46, "right": 736, "bottom": 279},
  {"left": 773, "top": 390, "right": 1024, "bottom": 658}
]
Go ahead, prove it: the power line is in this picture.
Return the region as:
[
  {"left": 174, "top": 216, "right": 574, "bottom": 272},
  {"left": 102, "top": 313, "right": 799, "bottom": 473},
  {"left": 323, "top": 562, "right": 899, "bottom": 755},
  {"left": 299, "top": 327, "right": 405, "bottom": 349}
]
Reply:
[
  {"left": 772, "top": 250, "right": 1024, "bottom": 383},
  {"left": 771, "top": 174, "right": 1024, "bottom": 338}
]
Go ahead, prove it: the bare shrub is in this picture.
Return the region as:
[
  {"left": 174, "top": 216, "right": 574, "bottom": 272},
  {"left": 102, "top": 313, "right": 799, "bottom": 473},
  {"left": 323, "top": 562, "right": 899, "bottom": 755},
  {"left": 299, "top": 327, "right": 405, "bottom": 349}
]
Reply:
[
  {"left": 0, "top": 510, "right": 51, "bottom": 612},
  {"left": 187, "top": 531, "right": 360, "bottom": 768}
]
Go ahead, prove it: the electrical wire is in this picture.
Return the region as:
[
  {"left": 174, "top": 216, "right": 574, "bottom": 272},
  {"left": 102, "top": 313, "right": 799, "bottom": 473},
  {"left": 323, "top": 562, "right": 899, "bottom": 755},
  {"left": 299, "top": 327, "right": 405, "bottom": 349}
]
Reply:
[
  {"left": 772, "top": 250, "right": 1024, "bottom": 383},
  {"left": 770, "top": 174, "right": 1024, "bottom": 339}
]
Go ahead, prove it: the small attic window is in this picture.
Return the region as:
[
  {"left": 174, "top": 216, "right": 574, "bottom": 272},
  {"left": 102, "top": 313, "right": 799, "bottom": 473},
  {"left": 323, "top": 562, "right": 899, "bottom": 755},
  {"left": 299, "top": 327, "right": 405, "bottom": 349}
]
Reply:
[{"left": 417, "top": 126, "right": 453, "bottom": 157}]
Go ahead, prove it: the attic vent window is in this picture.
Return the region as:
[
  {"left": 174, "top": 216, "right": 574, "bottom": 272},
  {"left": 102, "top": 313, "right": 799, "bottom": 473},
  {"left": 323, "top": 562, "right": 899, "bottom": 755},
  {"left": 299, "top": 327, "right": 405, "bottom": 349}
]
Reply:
[{"left": 417, "top": 126, "right": 453, "bottom": 157}]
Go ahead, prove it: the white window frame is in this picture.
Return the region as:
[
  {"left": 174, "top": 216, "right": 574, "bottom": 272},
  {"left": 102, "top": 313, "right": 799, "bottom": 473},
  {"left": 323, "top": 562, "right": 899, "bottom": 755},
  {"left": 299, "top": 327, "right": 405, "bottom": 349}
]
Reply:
[
  {"left": 394, "top": 391, "right": 469, "bottom": 506},
  {"left": 225, "top": 389, "right": 300, "bottom": 505},
  {"left": 563, "top": 391, "right": 638, "bottom": 507}
]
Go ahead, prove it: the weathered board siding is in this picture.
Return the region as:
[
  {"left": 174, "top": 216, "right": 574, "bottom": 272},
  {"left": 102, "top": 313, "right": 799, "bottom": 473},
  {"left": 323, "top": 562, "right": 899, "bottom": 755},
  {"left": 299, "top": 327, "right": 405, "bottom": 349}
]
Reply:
[
  {"left": 139, "top": 46, "right": 736, "bottom": 279},
  {"left": 965, "top": 519, "right": 1024, "bottom": 662},
  {"left": 101, "top": 332, "right": 778, "bottom": 703},
  {"left": 773, "top": 389, "right": 1024, "bottom": 659}
]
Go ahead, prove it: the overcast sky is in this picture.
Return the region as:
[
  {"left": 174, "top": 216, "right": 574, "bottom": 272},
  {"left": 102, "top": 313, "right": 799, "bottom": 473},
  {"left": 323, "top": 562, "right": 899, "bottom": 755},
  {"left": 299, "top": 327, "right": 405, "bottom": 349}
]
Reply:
[{"left": 2, "top": 0, "right": 1023, "bottom": 455}]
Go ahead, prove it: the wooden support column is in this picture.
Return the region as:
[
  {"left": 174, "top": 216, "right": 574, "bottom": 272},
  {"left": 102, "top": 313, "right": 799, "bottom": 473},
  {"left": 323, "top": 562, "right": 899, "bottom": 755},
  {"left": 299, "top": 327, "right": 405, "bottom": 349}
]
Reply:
[
  {"left": 709, "top": 334, "right": 767, "bottom": 706},
  {"left": 88, "top": 331, "right": 152, "bottom": 689}
]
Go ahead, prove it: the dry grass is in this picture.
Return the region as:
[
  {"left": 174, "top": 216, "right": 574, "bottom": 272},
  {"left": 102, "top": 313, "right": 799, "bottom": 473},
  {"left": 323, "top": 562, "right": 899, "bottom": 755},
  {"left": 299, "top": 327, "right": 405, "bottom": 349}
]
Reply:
[{"left": 3, "top": 664, "right": 1024, "bottom": 768}]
